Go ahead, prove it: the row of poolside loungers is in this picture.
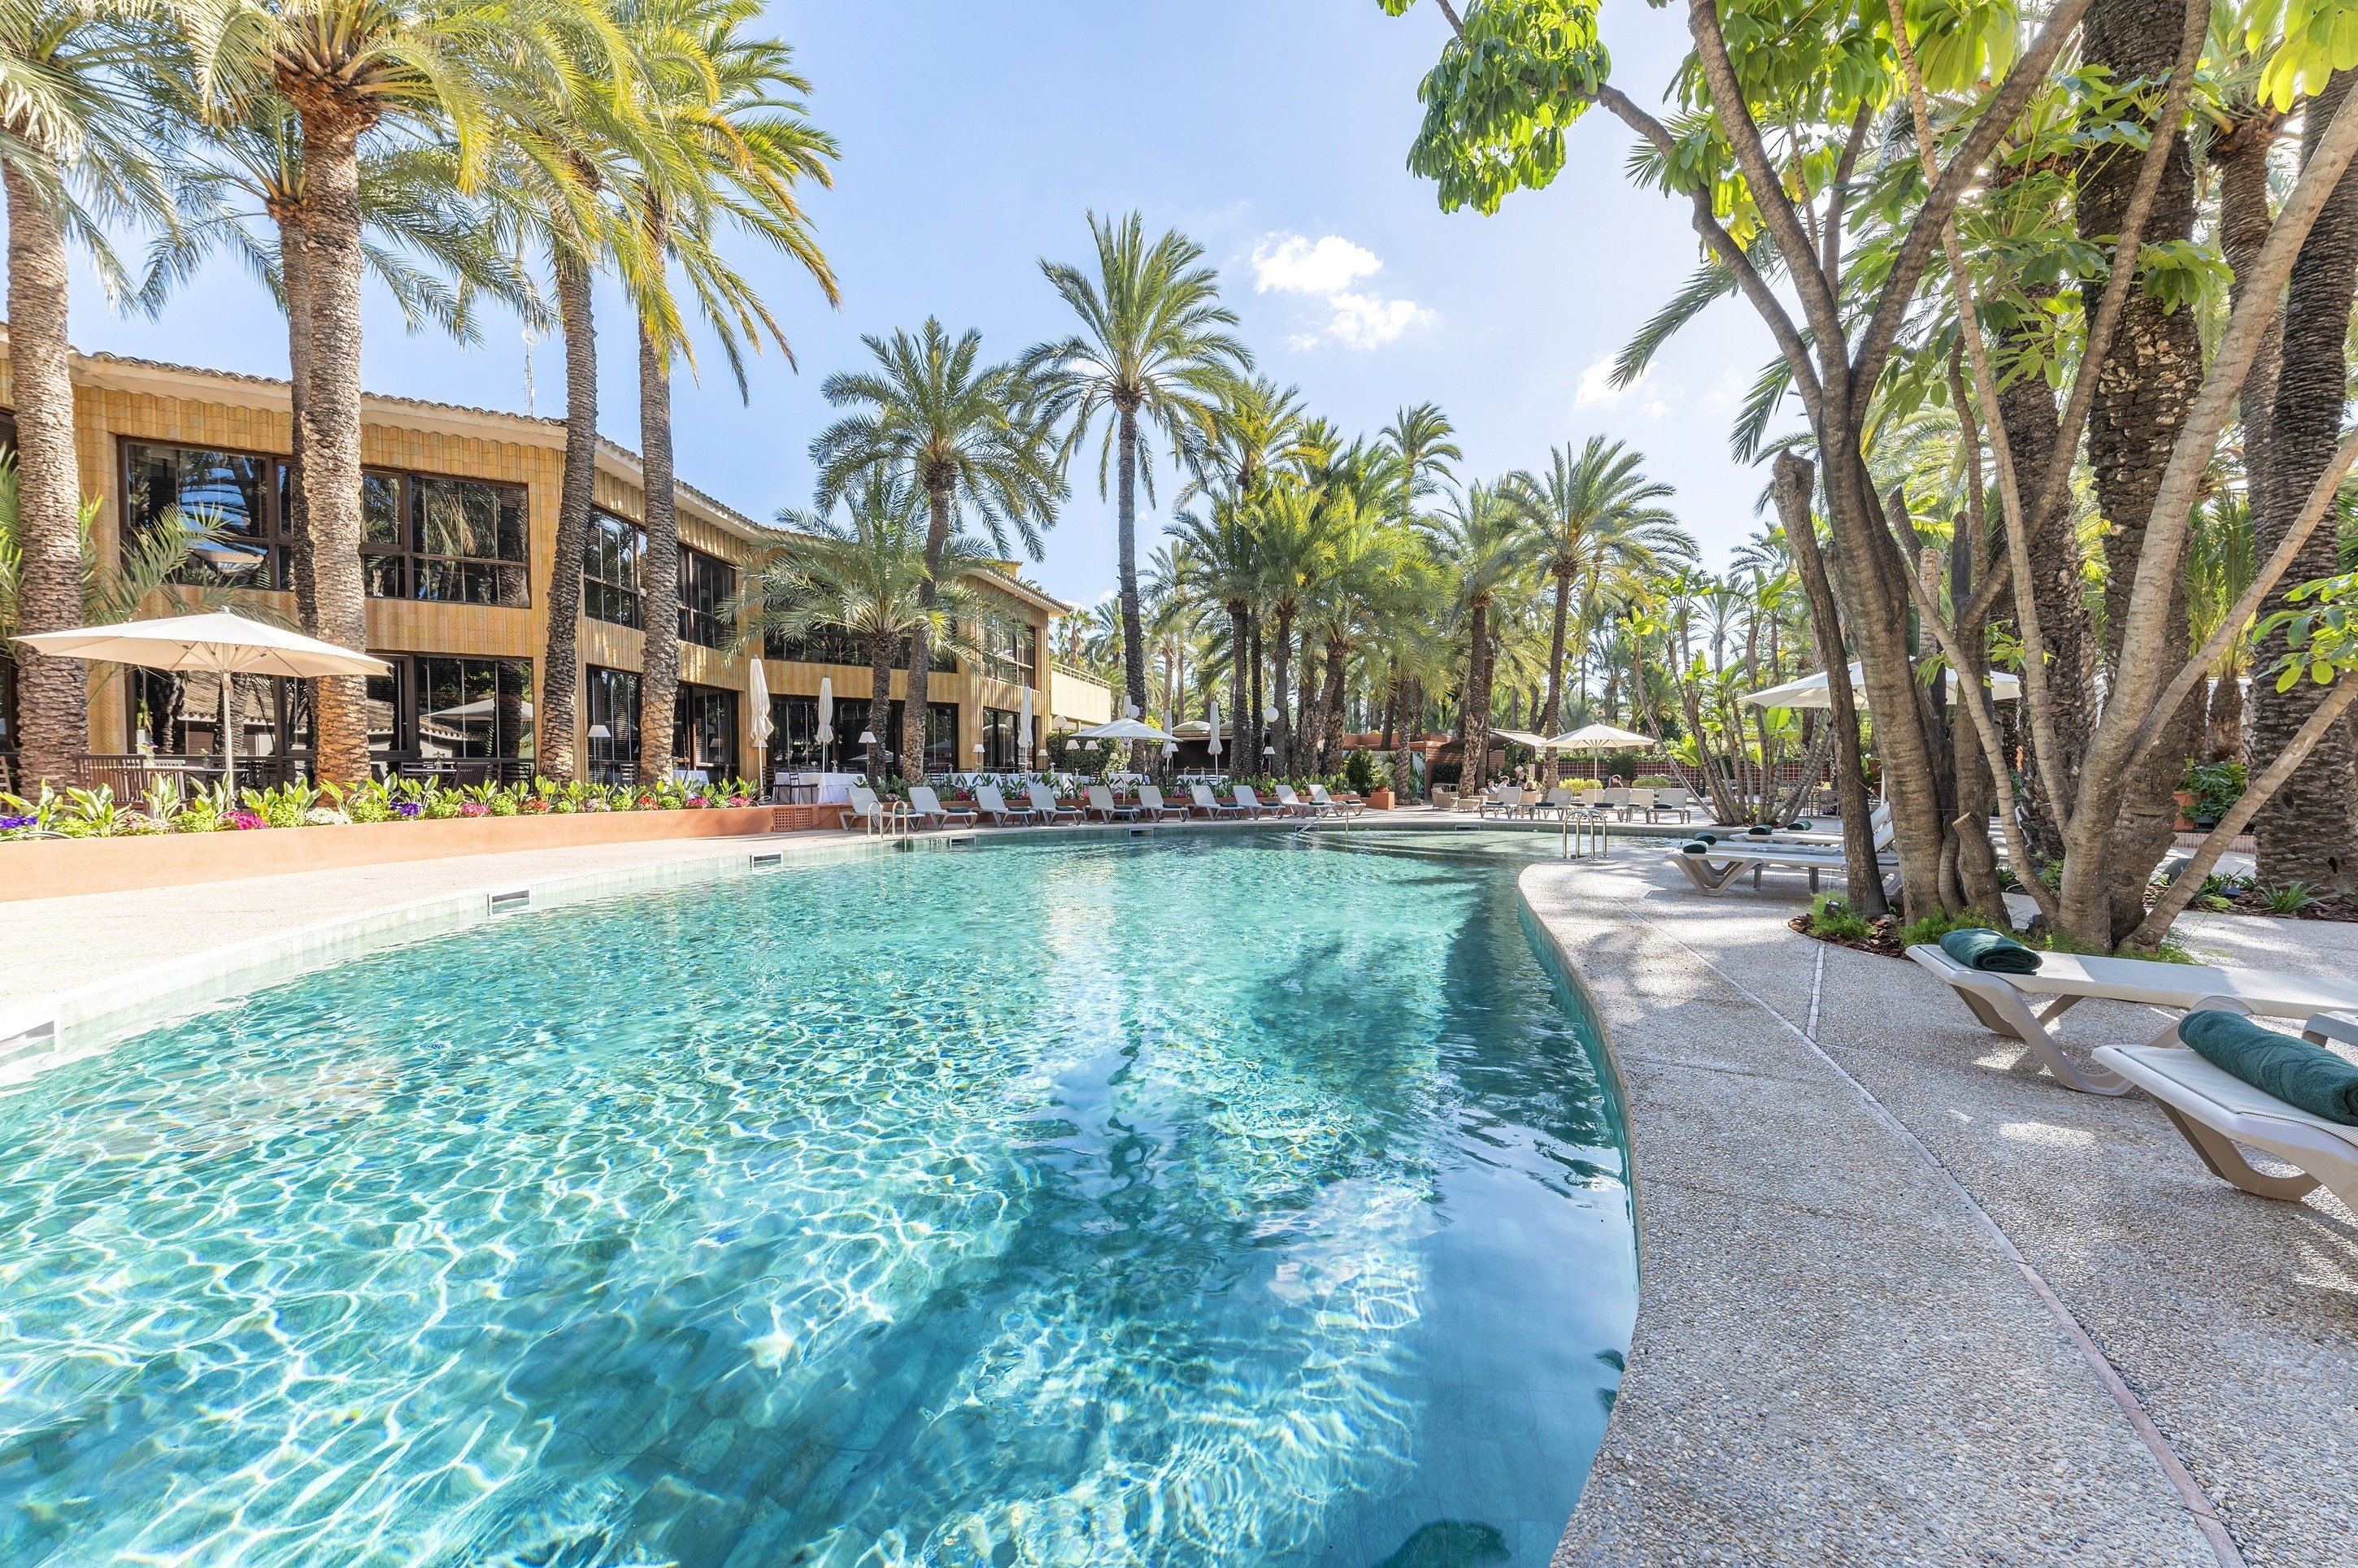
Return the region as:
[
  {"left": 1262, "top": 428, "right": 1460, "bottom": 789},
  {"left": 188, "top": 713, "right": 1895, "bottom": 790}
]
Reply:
[
  {"left": 1660, "top": 805, "right": 2358, "bottom": 1220},
  {"left": 848, "top": 780, "right": 1368, "bottom": 833}
]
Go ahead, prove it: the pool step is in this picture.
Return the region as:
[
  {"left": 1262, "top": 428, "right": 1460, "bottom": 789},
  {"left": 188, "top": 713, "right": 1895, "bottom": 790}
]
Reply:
[{"left": 487, "top": 888, "right": 531, "bottom": 915}]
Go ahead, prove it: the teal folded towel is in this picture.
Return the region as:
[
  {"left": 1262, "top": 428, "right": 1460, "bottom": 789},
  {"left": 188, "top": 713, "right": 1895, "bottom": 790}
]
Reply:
[
  {"left": 2181, "top": 1010, "right": 2358, "bottom": 1124},
  {"left": 1692, "top": 831, "right": 1721, "bottom": 843},
  {"left": 1938, "top": 927, "right": 2040, "bottom": 974},
  {"left": 1680, "top": 840, "right": 1712, "bottom": 855},
  {"left": 1787, "top": 819, "right": 1812, "bottom": 831},
  {"left": 1747, "top": 825, "right": 1773, "bottom": 837}
]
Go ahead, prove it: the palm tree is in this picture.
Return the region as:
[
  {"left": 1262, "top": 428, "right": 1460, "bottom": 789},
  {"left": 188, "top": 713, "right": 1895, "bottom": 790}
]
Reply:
[
  {"left": 810, "top": 319, "right": 1062, "bottom": 779},
  {"left": 1027, "top": 211, "right": 1251, "bottom": 750},
  {"left": 737, "top": 470, "right": 1001, "bottom": 784},
  {"left": 1181, "top": 374, "right": 1305, "bottom": 502},
  {"left": 1246, "top": 477, "right": 1334, "bottom": 778},
  {"left": 1506, "top": 437, "right": 1686, "bottom": 781},
  {"left": 613, "top": 0, "right": 837, "bottom": 780},
  {"left": 2, "top": 0, "right": 180, "bottom": 784},
  {"left": 1425, "top": 482, "right": 1527, "bottom": 794},
  {"left": 1170, "top": 491, "right": 1262, "bottom": 767},
  {"left": 177, "top": 0, "right": 620, "bottom": 782}
]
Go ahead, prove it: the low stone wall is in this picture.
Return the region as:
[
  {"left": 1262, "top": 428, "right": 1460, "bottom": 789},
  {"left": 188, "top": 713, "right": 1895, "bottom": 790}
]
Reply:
[{"left": 0, "top": 804, "right": 848, "bottom": 901}]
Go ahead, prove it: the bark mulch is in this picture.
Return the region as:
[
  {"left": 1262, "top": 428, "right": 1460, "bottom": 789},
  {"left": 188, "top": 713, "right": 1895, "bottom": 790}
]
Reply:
[
  {"left": 1788, "top": 914, "right": 1908, "bottom": 958},
  {"left": 2216, "top": 892, "right": 2358, "bottom": 923}
]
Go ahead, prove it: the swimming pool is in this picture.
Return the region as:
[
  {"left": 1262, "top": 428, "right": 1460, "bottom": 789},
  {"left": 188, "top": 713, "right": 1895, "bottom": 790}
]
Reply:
[{"left": 0, "top": 834, "right": 1634, "bottom": 1566}]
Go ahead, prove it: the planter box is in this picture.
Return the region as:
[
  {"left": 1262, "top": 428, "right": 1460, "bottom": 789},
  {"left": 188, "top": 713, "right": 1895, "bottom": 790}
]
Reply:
[
  {"left": 1367, "top": 788, "right": 1395, "bottom": 810},
  {"left": 0, "top": 804, "right": 849, "bottom": 903}
]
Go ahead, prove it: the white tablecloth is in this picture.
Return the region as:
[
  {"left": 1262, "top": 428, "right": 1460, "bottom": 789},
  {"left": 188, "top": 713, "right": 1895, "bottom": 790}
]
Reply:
[{"left": 778, "top": 771, "right": 865, "bottom": 806}]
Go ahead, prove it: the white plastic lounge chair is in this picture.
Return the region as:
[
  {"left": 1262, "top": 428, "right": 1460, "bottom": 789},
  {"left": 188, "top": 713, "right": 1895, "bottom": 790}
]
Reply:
[
  {"left": 1191, "top": 783, "right": 1246, "bottom": 819},
  {"left": 846, "top": 784, "right": 890, "bottom": 835},
  {"left": 1669, "top": 813, "right": 1897, "bottom": 893},
  {"left": 1594, "top": 787, "right": 1630, "bottom": 819},
  {"left": 1272, "top": 784, "right": 1321, "bottom": 818},
  {"left": 1478, "top": 784, "right": 1521, "bottom": 819},
  {"left": 1625, "top": 788, "right": 1656, "bottom": 822},
  {"left": 1910, "top": 945, "right": 2358, "bottom": 1097},
  {"left": 1308, "top": 784, "right": 1362, "bottom": 818},
  {"left": 1085, "top": 784, "right": 1140, "bottom": 823},
  {"left": 2095, "top": 1008, "right": 2358, "bottom": 1209},
  {"left": 975, "top": 783, "right": 1036, "bottom": 827},
  {"left": 1137, "top": 784, "right": 1190, "bottom": 822},
  {"left": 1230, "top": 785, "right": 1283, "bottom": 820},
  {"left": 1025, "top": 781, "right": 1082, "bottom": 825},
  {"left": 907, "top": 784, "right": 976, "bottom": 830},
  {"left": 1652, "top": 787, "right": 1696, "bottom": 823}
]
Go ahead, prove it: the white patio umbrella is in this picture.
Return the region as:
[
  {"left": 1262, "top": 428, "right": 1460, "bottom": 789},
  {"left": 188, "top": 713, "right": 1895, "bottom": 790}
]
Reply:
[
  {"left": 1490, "top": 728, "right": 1555, "bottom": 750},
  {"left": 1161, "top": 712, "right": 1177, "bottom": 759},
  {"left": 13, "top": 610, "right": 388, "bottom": 788},
  {"left": 1073, "top": 716, "right": 1177, "bottom": 743},
  {"left": 1543, "top": 721, "right": 1655, "bottom": 751},
  {"left": 817, "top": 676, "right": 834, "bottom": 766},
  {"left": 1207, "top": 700, "right": 1223, "bottom": 760},
  {"left": 1019, "top": 687, "right": 1033, "bottom": 762},
  {"left": 1741, "top": 661, "right": 2021, "bottom": 710},
  {"left": 747, "top": 658, "right": 773, "bottom": 786}
]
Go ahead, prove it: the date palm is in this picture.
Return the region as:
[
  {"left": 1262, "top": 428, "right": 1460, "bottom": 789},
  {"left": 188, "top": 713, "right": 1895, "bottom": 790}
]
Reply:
[
  {"left": 737, "top": 469, "right": 1000, "bottom": 784},
  {"left": 1245, "top": 476, "right": 1336, "bottom": 778},
  {"left": 176, "top": 0, "right": 624, "bottom": 782},
  {"left": 810, "top": 319, "right": 1062, "bottom": 779},
  {"left": 1027, "top": 211, "right": 1251, "bottom": 755},
  {"left": 1507, "top": 438, "right": 1687, "bottom": 781},
  {"left": 2, "top": 0, "right": 180, "bottom": 783},
  {"left": 1424, "top": 482, "right": 1528, "bottom": 794},
  {"left": 1169, "top": 490, "right": 1262, "bottom": 768},
  {"left": 613, "top": 0, "right": 837, "bottom": 780}
]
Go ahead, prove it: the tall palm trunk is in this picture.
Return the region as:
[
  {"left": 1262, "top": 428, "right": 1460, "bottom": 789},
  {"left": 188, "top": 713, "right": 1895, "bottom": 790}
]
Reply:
[
  {"left": 1776, "top": 454, "right": 1885, "bottom": 914},
  {"left": 904, "top": 483, "right": 952, "bottom": 780},
  {"left": 2254, "top": 68, "right": 2358, "bottom": 891},
  {"left": 1318, "top": 631, "right": 1347, "bottom": 774},
  {"left": 1457, "top": 597, "right": 1493, "bottom": 794},
  {"left": 1393, "top": 677, "right": 1419, "bottom": 797},
  {"left": 1539, "top": 562, "right": 1575, "bottom": 787},
  {"left": 289, "top": 103, "right": 373, "bottom": 784},
  {"left": 276, "top": 202, "right": 315, "bottom": 634},
  {"left": 866, "top": 631, "right": 893, "bottom": 785},
  {"left": 540, "top": 253, "right": 597, "bottom": 782},
  {"left": 4, "top": 146, "right": 87, "bottom": 785},
  {"left": 1247, "top": 610, "right": 1263, "bottom": 777},
  {"left": 1268, "top": 605, "right": 1295, "bottom": 777},
  {"left": 1116, "top": 406, "right": 1148, "bottom": 771},
  {"left": 1225, "top": 599, "right": 1248, "bottom": 772},
  {"left": 1294, "top": 635, "right": 1320, "bottom": 775},
  {"left": 636, "top": 305, "right": 681, "bottom": 782}
]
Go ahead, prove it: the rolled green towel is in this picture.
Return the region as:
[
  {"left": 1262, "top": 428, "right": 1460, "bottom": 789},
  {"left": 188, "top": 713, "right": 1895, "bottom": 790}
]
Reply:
[
  {"left": 1787, "top": 819, "right": 1812, "bottom": 831},
  {"left": 1938, "top": 927, "right": 2041, "bottom": 974},
  {"left": 2181, "top": 1009, "right": 2358, "bottom": 1125},
  {"left": 1680, "top": 840, "right": 1712, "bottom": 856},
  {"left": 1747, "top": 824, "right": 1774, "bottom": 837},
  {"left": 1692, "top": 831, "right": 1721, "bottom": 844}
]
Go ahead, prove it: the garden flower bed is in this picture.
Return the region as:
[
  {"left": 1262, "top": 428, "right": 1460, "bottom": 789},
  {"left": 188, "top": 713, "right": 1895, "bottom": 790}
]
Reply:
[{"left": 0, "top": 777, "right": 848, "bottom": 901}]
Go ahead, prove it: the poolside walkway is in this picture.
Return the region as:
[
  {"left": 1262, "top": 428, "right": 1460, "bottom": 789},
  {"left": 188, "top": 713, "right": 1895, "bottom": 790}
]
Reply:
[{"left": 1525, "top": 855, "right": 2356, "bottom": 1568}]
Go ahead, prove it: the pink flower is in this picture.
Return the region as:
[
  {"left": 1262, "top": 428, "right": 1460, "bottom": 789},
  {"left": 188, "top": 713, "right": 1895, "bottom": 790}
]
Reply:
[
  {"left": 229, "top": 812, "right": 268, "bottom": 831},
  {"left": 459, "top": 802, "right": 491, "bottom": 818}
]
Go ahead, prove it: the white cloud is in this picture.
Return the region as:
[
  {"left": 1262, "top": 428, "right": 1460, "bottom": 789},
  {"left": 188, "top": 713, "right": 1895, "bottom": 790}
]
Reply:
[
  {"left": 1251, "top": 232, "right": 1431, "bottom": 351},
  {"left": 1574, "top": 355, "right": 1635, "bottom": 410}
]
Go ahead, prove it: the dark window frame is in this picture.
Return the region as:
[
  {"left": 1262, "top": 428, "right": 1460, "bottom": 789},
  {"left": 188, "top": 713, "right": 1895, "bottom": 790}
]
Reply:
[
  {"left": 673, "top": 682, "right": 739, "bottom": 779},
  {"left": 584, "top": 510, "right": 644, "bottom": 628},
  {"left": 366, "top": 652, "right": 535, "bottom": 769},
  {"left": 585, "top": 665, "right": 641, "bottom": 782},
  {"left": 120, "top": 437, "right": 292, "bottom": 591},
  {"left": 360, "top": 470, "right": 532, "bottom": 606},
  {"left": 974, "top": 619, "right": 1039, "bottom": 686},
  {"left": 678, "top": 545, "right": 735, "bottom": 649}
]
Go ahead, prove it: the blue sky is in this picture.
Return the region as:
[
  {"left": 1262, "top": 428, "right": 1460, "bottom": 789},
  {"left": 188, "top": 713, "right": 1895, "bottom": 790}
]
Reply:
[{"left": 63, "top": 0, "right": 1786, "bottom": 608}]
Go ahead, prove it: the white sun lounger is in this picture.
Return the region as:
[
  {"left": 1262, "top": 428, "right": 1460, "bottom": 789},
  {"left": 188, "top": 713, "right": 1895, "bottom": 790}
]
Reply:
[
  {"left": 1670, "top": 813, "right": 1897, "bottom": 894},
  {"left": 1271, "top": 784, "right": 1320, "bottom": 818},
  {"left": 975, "top": 783, "right": 1035, "bottom": 826},
  {"left": 907, "top": 784, "right": 976, "bottom": 829},
  {"left": 1190, "top": 784, "right": 1245, "bottom": 819},
  {"left": 2095, "top": 1009, "right": 2358, "bottom": 1210},
  {"left": 1085, "top": 785, "right": 1140, "bottom": 823},
  {"left": 1025, "top": 782, "right": 1082, "bottom": 824},
  {"left": 1137, "top": 784, "right": 1190, "bottom": 822},
  {"left": 1909, "top": 945, "right": 2358, "bottom": 1097},
  {"left": 1230, "top": 784, "right": 1286, "bottom": 820},
  {"left": 1308, "top": 784, "right": 1363, "bottom": 818}
]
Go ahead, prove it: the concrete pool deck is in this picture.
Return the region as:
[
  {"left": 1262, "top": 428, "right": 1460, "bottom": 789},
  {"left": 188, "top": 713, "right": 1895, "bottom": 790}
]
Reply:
[
  {"left": 1526, "top": 854, "right": 2356, "bottom": 1568},
  {"left": 2, "top": 820, "right": 2348, "bottom": 1564}
]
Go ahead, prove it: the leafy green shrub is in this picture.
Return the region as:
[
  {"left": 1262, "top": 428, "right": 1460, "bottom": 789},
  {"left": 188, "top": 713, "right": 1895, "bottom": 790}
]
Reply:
[
  {"left": 1343, "top": 749, "right": 1377, "bottom": 793},
  {"left": 1632, "top": 773, "right": 1681, "bottom": 788},
  {"left": 2179, "top": 760, "right": 2247, "bottom": 823},
  {"left": 1805, "top": 892, "right": 1873, "bottom": 941},
  {"left": 2257, "top": 881, "right": 2321, "bottom": 914},
  {"left": 1899, "top": 909, "right": 1999, "bottom": 948}
]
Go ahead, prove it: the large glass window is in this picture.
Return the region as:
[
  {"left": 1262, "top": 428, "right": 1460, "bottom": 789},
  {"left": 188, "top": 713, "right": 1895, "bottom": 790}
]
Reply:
[
  {"left": 975, "top": 619, "right": 1038, "bottom": 685},
  {"left": 364, "top": 654, "right": 533, "bottom": 771},
  {"left": 586, "top": 666, "right": 640, "bottom": 783},
  {"left": 126, "top": 667, "right": 312, "bottom": 769},
  {"left": 980, "top": 706, "right": 1024, "bottom": 770},
  {"left": 673, "top": 683, "right": 738, "bottom": 779},
  {"left": 362, "top": 473, "right": 530, "bottom": 606},
  {"left": 585, "top": 511, "right": 643, "bottom": 628},
  {"left": 829, "top": 698, "right": 957, "bottom": 775},
  {"left": 123, "top": 441, "right": 286, "bottom": 589},
  {"left": 679, "top": 546, "right": 735, "bottom": 649},
  {"left": 764, "top": 625, "right": 867, "bottom": 666}
]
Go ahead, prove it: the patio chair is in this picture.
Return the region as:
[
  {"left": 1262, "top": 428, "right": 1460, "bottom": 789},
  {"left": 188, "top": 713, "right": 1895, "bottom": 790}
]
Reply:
[
  {"left": 1652, "top": 787, "right": 1696, "bottom": 823},
  {"left": 1272, "top": 784, "right": 1322, "bottom": 817},
  {"left": 1667, "top": 813, "right": 1899, "bottom": 896},
  {"left": 1910, "top": 944, "right": 2358, "bottom": 1097},
  {"left": 1137, "top": 784, "right": 1190, "bottom": 822},
  {"left": 1025, "top": 781, "right": 1083, "bottom": 825},
  {"left": 907, "top": 784, "right": 977, "bottom": 830},
  {"left": 1308, "top": 784, "right": 1363, "bottom": 818},
  {"left": 846, "top": 784, "right": 892, "bottom": 835},
  {"left": 2094, "top": 1008, "right": 2358, "bottom": 1209},
  {"left": 1230, "top": 784, "right": 1285, "bottom": 820},
  {"left": 1085, "top": 784, "right": 1141, "bottom": 823},
  {"left": 1478, "top": 784, "right": 1521, "bottom": 819},
  {"left": 1191, "top": 783, "right": 1246, "bottom": 819},
  {"left": 975, "top": 783, "right": 1037, "bottom": 826},
  {"left": 1594, "top": 787, "right": 1630, "bottom": 819},
  {"left": 1624, "top": 788, "right": 1656, "bottom": 822}
]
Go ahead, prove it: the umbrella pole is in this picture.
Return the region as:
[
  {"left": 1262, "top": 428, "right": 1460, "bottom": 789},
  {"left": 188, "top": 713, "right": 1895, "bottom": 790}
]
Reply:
[{"left": 220, "top": 659, "right": 239, "bottom": 801}]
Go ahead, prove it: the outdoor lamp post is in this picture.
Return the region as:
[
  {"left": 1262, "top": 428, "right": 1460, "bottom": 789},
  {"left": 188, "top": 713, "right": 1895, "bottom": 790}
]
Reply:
[{"left": 588, "top": 723, "right": 611, "bottom": 781}]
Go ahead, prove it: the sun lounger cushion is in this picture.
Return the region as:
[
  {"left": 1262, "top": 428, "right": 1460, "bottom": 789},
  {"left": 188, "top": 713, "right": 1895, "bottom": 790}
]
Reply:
[
  {"left": 1939, "top": 927, "right": 2041, "bottom": 975},
  {"left": 2181, "top": 1010, "right": 2358, "bottom": 1124}
]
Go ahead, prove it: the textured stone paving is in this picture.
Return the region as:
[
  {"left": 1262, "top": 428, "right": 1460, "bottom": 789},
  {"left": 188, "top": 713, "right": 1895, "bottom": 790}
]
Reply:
[{"left": 1528, "top": 855, "right": 2355, "bottom": 1568}]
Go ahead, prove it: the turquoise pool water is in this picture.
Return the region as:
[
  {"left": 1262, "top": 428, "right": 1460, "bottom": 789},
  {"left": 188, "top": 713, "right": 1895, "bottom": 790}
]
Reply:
[{"left": 0, "top": 835, "right": 1634, "bottom": 1566}]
